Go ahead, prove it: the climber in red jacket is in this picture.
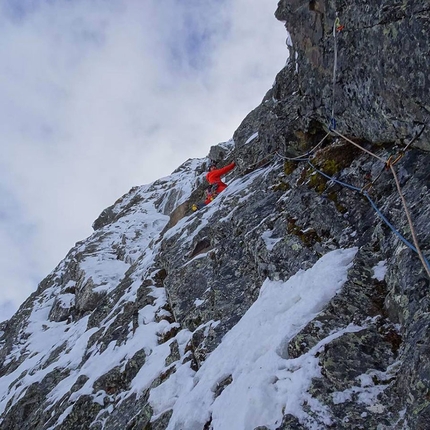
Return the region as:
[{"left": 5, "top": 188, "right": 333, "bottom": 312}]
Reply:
[
  {"left": 191, "top": 161, "right": 236, "bottom": 211},
  {"left": 206, "top": 161, "right": 236, "bottom": 194}
]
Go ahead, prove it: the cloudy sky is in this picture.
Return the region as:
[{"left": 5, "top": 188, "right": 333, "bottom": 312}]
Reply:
[{"left": 0, "top": 0, "right": 287, "bottom": 322}]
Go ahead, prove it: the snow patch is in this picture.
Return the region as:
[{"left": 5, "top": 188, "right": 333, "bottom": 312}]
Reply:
[
  {"left": 332, "top": 368, "right": 393, "bottom": 410},
  {"left": 261, "top": 230, "right": 282, "bottom": 251},
  {"left": 245, "top": 132, "right": 259, "bottom": 144},
  {"left": 372, "top": 260, "right": 387, "bottom": 281},
  {"left": 149, "top": 247, "right": 358, "bottom": 430}
]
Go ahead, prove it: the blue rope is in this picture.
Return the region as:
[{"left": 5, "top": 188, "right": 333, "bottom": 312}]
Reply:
[
  {"left": 307, "top": 160, "right": 361, "bottom": 192},
  {"left": 307, "top": 160, "right": 430, "bottom": 271}
]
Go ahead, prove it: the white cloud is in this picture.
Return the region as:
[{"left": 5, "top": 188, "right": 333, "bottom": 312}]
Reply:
[{"left": 0, "top": 0, "right": 288, "bottom": 321}]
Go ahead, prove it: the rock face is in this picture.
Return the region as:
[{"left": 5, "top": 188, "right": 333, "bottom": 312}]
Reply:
[
  {"left": 273, "top": 0, "right": 430, "bottom": 151},
  {"left": 1, "top": 1, "right": 429, "bottom": 429}
]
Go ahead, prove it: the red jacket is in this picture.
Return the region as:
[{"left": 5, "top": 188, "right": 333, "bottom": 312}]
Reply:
[{"left": 206, "top": 162, "right": 236, "bottom": 193}]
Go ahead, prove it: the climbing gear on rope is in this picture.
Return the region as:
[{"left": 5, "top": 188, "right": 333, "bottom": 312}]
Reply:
[
  {"left": 357, "top": 125, "right": 425, "bottom": 193},
  {"left": 327, "top": 131, "right": 430, "bottom": 278},
  {"left": 385, "top": 153, "right": 404, "bottom": 169},
  {"left": 332, "top": 134, "right": 429, "bottom": 278},
  {"left": 276, "top": 132, "right": 430, "bottom": 278},
  {"left": 335, "top": 16, "right": 344, "bottom": 32}
]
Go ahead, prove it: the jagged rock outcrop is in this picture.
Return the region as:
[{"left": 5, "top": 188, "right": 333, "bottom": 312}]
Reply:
[{"left": 1, "top": 1, "right": 429, "bottom": 429}]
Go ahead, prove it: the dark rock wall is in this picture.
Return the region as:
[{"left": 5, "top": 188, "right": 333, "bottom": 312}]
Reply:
[
  {"left": 0, "top": 1, "right": 429, "bottom": 429},
  {"left": 233, "top": 0, "right": 430, "bottom": 175},
  {"left": 273, "top": 0, "right": 430, "bottom": 150}
]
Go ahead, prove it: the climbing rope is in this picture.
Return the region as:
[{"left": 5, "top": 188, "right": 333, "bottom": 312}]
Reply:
[
  {"left": 330, "top": 13, "right": 340, "bottom": 130},
  {"left": 274, "top": 131, "right": 430, "bottom": 277},
  {"left": 265, "top": 8, "right": 429, "bottom": 276},
  {"left": 403, "top": 124, "right": 426, "bottom": 152},
  {"left": 326, "top": 127, "right": 429, "bottom": 277},
  {"left": 276, "top": 131, "right": 331, "bottom": 162},
  {"left": 306, "top": 160, "right": 361, "bottom": 193},
  {"left": 389, "top": 164, "right": 430, "bottom": 278},
  {"left": 360, "top": 167, "right": 384, "bottom": 193},
  {"left": 331, "top": 129, "right": 386, "bottom": 163},
  {"left": 241, "top": 151, "right": 281, "bottom": 175},
  {"left": 305, "top": 160, "right": 430, "bottom": 275}
]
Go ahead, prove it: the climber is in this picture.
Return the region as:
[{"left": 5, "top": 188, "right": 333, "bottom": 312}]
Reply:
[
  {"left": 191, "top": 162, "right": 236, "bottom": 211},
  {"left": 206, "top": 161, "right": 236, "bottom": 193}
]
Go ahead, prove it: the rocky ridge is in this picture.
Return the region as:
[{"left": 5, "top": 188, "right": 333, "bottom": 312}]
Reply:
[{"left": 0, "top": 0, "right": 430, "bottom": 429}]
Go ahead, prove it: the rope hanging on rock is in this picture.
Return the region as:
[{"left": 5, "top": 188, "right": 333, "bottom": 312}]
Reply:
[
  {"left": 331, "top": 129, "right": 386, "bottom": 163},
  {"left": 275, "top": 132, "right": 331, "bottom": 162},
  {"left": 324, "top": 16, "right": 428, "bottom": 275},
  {"left": 305, "top": 159, "right": 430, "bottom": 277},
  {"left": 251, "top": 5, "right": 429, "bottom": 276},
  {"left": 329, "top": 12, "right": 341, "bottom": 130},
  {"left": 275, "top": 129, "right": 430, "bottom": 278},
  {"left": 327, "top": 131, "right": 430, "bottom": 278},
  {"left": 388, "top": 163, "right": 430, "bottom": 278}
]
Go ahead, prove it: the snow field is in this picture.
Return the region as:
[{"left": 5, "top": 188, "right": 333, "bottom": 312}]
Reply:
[{"left": 149, "top": 247, "right": 359, "bottom": 430}]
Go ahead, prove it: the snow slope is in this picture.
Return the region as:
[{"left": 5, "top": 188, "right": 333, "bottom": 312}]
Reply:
[
  {"left": 0, "top": 154, "right": 387, "bottom": 430},
  {"left": 151, "top": 247, "right": 359, "bottom": 430}
]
